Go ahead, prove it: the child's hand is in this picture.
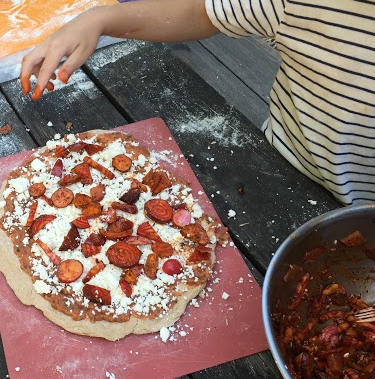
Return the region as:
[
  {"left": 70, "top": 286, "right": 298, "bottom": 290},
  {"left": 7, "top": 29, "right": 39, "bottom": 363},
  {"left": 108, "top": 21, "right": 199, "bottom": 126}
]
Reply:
[
  {"left": 20, "top": 0, "right": 218, "bottom": 101},
  {"left": 20, "top": 8, "right": 103, "bottom": 100}
]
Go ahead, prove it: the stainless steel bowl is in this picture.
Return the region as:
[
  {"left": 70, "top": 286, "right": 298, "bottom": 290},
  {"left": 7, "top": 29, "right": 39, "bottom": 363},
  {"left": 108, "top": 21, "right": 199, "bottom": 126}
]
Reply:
[{"left": 262, "top": 203, "right": 375, "bottom": 379}]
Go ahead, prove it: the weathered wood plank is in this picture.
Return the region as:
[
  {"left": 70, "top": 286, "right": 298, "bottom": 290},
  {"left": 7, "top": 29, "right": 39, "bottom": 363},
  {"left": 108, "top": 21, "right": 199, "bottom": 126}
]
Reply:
[
  {"left": 0, "top": 335, "right": 7, "bottom": 379},
  {"left": 0, "top": 91, "right": 36, "bottom": 157},
  {"left": 171, "top": 35, "right": 280, "bottom": 130},
  {"left": 0, "top": 70, "right": 127, "bottom": 147},
  {"left": 171, "top": 40, "right": 270, "bottom": 129},
  {"left": 191, "top": 350, "right": 283, "bottom": 379},
  {"left": 85, "top": 41, "right": 341, "bottom": 273},
  {"left": 200, "top": 34, "right": 280, "bottom": 103}
]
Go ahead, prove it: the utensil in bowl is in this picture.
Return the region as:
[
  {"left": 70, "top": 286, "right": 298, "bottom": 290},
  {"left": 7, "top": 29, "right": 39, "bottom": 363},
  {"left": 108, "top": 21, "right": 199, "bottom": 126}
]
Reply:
[
  {"left": 354, "top": 307, "right": 375, "bottom": 323},
  {"left": 262, "top": 203, "right": 375, "bottom": 379}
]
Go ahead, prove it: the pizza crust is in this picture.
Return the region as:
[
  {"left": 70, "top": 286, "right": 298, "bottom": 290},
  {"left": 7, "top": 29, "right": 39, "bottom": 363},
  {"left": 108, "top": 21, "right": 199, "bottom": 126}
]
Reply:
[{"left": 0, "top": 130, "right": 216, "bottom": 341}]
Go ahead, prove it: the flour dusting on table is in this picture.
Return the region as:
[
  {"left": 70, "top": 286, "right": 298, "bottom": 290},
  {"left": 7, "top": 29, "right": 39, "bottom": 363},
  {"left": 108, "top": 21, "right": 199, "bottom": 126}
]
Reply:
[
  {"left": 27, "top": 70, "right": 100, "bottom": 100},
  {"left": 172, "top": 114, "right": 256, "bottom": 148},
  {"left": 89, "top": 41, "right": 144, "bottom": 70},
  {"left": 0, "top": 134, "right": 30, "bottom": 159}
]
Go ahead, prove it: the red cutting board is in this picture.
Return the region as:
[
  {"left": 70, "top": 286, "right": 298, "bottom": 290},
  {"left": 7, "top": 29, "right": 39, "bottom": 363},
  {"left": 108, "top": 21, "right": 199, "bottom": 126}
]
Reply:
[{"left": 0, "top": 118, "right": 268, "bottom": 379}]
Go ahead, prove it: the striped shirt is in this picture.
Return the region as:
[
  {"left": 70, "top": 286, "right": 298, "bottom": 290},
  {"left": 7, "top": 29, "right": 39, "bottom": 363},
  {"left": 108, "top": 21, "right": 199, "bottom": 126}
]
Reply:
[{"left": 205, "top": 0, "right": 375, "bottom": 205}]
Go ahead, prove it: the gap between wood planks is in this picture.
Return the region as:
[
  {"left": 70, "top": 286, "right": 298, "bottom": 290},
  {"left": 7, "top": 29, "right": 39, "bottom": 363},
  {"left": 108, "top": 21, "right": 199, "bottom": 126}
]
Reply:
[
  {"left": 81, "top": 64, "right": 136, "bottom": 124},
  {"left": 195, "top": 40, "right": 270, "bottom": 108},
  {"left": 0, "top": 85, "right": 41, "bottom": 147}
]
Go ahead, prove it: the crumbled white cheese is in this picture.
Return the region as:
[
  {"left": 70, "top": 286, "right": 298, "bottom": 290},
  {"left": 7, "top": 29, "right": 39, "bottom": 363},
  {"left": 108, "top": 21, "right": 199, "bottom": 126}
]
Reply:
[
  {"left": 228, "top": 209, "right": 236, "bottom": 218},
  {"left": 96, "top": 140, "right": 126, "bottom": 162},
  {"left": 66, "top": 134, "right": 76, "bottom": 143},
  {"left": 33, "top": 280, "right": 52, "bottom": 294},
  {"left": 190, "top": 298, "right": 200, "bottom": 308},
  {"left": 8, "top": 177, "right": 29, "bottom": 193},
  {"left": 191, "top": 203, "right": 203, "bottom": 219},
  {"left": 31, "top": 158, "right": 47, "bottom": 172},
  {"left": 56, "top": 366, "right": 63, "bottom": 374},
  {"left": 46, "top": 140, "right": 58, "bottom": 150},
  {"left": 159, "top": 326, "right": 170, "bottom": 343},
  {"left": 2, "top": 188, "right": 12, "bottom": 198},
  {"left": 89, "top": 266, "right": 122, "bottom": 300},
  {"left": 222, "top": 292, "right": 230, "bottom": 300}
]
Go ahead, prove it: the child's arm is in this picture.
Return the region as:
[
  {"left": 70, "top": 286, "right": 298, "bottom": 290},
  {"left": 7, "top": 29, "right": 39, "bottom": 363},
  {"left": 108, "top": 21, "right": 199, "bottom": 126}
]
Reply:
[{"left": 21, "top": 0, "right": 219, "bottom": 100}]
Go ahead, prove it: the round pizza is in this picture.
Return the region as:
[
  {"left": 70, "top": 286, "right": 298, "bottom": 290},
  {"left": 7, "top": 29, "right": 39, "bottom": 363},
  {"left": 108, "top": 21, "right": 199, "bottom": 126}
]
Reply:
[{"left": 0, "top": 130, "right": 228, "bottom": 341}]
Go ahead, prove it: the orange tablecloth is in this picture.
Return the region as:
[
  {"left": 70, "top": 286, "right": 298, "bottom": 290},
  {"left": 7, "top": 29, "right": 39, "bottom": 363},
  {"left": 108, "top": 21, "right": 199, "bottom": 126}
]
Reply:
[{"left": 0, "top": 0, "right": 117, "bottom": 59}]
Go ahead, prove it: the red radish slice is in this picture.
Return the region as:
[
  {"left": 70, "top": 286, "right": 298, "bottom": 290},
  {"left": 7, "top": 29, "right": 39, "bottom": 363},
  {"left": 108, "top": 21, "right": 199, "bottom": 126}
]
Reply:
[
  {"left": 172, "top": 208, "right": 191, "bottom": 228},
  {"left": 59, "top": 225, "right": 80, "bottom": 251},
  {"left": 162, "top": 259, "right": 182, "bottom": 275},
  {"left": 144, "top": 199, "right": 173, "bottom": 224},
  {"left": 51, "top": 159, "right": 64, "bottom": 177}
]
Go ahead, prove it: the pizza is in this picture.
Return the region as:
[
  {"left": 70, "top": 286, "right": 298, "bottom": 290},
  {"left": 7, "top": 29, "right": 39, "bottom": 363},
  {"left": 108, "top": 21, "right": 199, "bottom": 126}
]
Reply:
[{"left": 0, "top": 130, "right": 228, "bottom": 341}]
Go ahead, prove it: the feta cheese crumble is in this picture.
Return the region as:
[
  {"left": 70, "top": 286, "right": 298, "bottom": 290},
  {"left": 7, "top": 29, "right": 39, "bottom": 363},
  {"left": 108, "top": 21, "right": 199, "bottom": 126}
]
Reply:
[
  {"left": 159, "top": 326, "right": 170, "bottom": 342},
  {"left": 222, "top": 292, "right": 230, "bottom": 300},
  {"left": 227, "top": 209, "right": 236, "bottom": 218}
]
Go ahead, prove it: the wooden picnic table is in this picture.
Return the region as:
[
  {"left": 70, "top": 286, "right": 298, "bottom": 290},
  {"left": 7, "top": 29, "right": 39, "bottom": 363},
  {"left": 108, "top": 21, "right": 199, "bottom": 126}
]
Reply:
[{"left": 0, "top": 35, "right": 342, "bottom": 379}]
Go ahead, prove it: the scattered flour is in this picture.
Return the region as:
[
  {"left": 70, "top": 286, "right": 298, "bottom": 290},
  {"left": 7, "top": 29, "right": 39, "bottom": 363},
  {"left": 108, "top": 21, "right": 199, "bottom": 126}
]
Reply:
[
  {"left": 88, "top": 40, "right": 144, "bottom": 71},
  {"left": 149, "top": 150, "right": 178, "bottom": 167},
  {"left": 105, "top": 372, "right": 116, "bottom": 379},
  {"left": 174, "top": 114, "right": 254, "bottom": 147},
  {"left": 0, "top": 36, "right": 127, "bottom": 84},
  {"left": 49, "top": 70, "right": 94, "bottom": 92},
  {"left": 23, "top": 69, "right": 98, "bottom": 99},
  {"left": 2, "top": 40, "right": 142, "bottom": 93},
  {"left": 0, "top": 131, "right": 31, "bottom": 158}
]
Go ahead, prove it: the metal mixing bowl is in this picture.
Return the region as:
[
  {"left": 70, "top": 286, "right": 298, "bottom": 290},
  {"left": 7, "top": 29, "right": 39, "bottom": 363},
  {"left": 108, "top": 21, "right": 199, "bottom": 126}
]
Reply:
[{"left": 262, "top": 203, "right": 375, "bottom": 379}]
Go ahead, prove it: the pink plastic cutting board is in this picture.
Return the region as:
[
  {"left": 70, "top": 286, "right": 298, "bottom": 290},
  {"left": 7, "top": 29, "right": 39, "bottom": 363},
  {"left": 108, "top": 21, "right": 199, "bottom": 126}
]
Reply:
[{"left": 0, "top": 118, "right": 268, "bottom": 379}]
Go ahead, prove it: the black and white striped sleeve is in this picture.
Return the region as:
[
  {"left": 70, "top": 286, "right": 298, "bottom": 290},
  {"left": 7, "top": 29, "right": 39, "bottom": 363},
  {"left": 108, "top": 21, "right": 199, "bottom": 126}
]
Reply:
[{"left": 205, "top": 0, "right": 285, "bottom": 39}]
